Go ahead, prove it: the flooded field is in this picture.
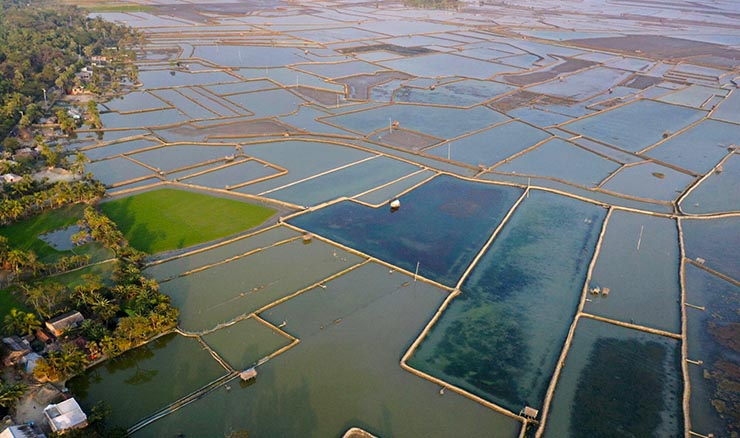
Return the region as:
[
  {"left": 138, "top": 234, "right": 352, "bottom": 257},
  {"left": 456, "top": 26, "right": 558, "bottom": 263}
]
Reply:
[
  {"left": 409, "top": 191, "right": 604, "bottom": 411},
  {"left": 68, "top": 333, "right": 229, "bottom": 428},
  {"left": 543, "top": 318, "right": 683, "bottom": 438},
  {"left": 583, "top": 210, "right": 681, "bottom": 333},
  {"left": 133, "top": 263, "right": 521, "bottom": 437},
  {"left": 55, "top": 0, "right": 740, "bottom": 435},
  {"left": 288, "top": 175, "right": 522, "bottom": 287},
  {"left": 684, "top": 263, "right": 740, "bottom": 438}
]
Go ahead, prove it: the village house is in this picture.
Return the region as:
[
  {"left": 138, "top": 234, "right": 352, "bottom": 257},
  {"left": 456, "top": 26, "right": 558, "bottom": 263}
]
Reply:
[
  {"left": 1, "top": 336, "right": 31, "bottom": 366},
  {"left": 45, "top": 311, "right": 84, "bottom": 338},
  {"left": 75, "top": 66, "right": 93, "bottom": 82},
  {"left": 0, "top": 424, "right": 46, "bottom": 438},
  {"left": 1, "top": 174, "right": 22, "bottom": 184},
  {"left": 43, "top": 398, "right": 88, "bottom": 433},
  {"left": 11, "top": 147, "right": 39, "bottom": 161},
  {"left": 90, "top": 55, "right": 107, "bottom": 66},
  {"left": 69, "top": 86, "right": 89, "bottom": 96}
]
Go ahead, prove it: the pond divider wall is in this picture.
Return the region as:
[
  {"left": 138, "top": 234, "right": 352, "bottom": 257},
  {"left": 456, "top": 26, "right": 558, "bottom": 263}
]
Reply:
[
  {"left": 535, "top": 207, "right": 612, "bottom": 437},
  {"left": 398, "top": 189, "right": 531, "bottom": 423},
  {"left": 677, "top": 218, "right": 691, "bottom": 438}
]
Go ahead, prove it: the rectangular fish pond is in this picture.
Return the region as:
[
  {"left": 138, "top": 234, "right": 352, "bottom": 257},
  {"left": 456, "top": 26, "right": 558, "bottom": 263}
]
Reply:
[{"left": 407, "top": 190, "right": 606, "bottom": 412}]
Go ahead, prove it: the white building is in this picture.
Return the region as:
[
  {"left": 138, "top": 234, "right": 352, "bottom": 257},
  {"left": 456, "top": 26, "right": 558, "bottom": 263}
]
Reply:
[
  {"left": 43, "top": 398, "right": 88, "bottom": 433},
  {"left": 0, "top": 424, "right": 46, "bottom": 438},
  {"left": 2, "top": 174, "right": 22, "bottom": 184}
]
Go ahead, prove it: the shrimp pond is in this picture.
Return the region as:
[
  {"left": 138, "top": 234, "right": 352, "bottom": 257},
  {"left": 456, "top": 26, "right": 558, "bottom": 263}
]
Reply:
[{"left": 55, "top": 0, "right": 740, "bottom": 436}]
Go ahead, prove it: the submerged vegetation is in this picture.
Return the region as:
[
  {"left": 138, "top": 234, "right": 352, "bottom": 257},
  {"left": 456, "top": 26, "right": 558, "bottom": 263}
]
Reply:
[{"left": 570, "top": 338, "right": 674, "bottom": 437}]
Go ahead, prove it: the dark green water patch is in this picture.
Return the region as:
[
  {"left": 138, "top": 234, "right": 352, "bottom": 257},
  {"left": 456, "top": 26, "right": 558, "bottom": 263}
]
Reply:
[
  {"left": 68, "top": 333, "right": 228, "bottom": 428},
  {"left": 288, "top": 175, "right": 523, "bottom": 287},
  {"left": 571, "top": 338, "right": 670, "bottom": 437},
  {"left": 543, "top": 318, "right": 683, "bottom": 438},
  {"left": 410, "top": 190, "right": 605, "bottom": 411}
]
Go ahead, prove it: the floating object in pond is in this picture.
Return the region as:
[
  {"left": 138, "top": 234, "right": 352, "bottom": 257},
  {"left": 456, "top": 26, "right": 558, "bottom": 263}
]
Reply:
[
  {"left": 590, "top": 286, "right": 601, "bottom": 295},
  {"left": 601, "top": 287, "right": 610, "bottom": 297},
  {"left": 239, "top": 367, "right": 257, "bottom": 381},
  {"left": 390, "top": 199, "right": 401, "bottom": 210},
  {"left": 439, "top": 387, "right": 445, "bottom": 395},
  {"left": 302, "top": 233, "right": 313, "bottom": 243},
  {"left": 225, "top": 155, "right": 234, "bottom": 162}
]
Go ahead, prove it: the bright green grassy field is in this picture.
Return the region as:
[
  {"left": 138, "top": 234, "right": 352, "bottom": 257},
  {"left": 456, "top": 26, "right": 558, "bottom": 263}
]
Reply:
[
  {"left": 100, "top": 189, "right": 276, "bottom": 254},
  {"left": 0, "top": 204, "right": 86, "bottom": 261},
  {"left": 0, "top": 204, "right": 114, "bottom": 263}
]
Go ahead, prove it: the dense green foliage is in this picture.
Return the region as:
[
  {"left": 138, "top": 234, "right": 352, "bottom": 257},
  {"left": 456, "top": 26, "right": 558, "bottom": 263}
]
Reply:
[
  {"left": 0, "top": 0, "right": 141, "bottom": 137},
  {"left": 101, "top": 189, "right": 276, "bottom": 254},
  {"left": 0, "top": 179, "right": 106, "bottom": 225},
  {"left": 0, "top": 382, "right": 26, "bottom": 408},
  {"left": 0, "top": 203, "right": 85, "bottom": 257},
  {"left": 0, "top": 285, "right": 30, "bottom": 322}
]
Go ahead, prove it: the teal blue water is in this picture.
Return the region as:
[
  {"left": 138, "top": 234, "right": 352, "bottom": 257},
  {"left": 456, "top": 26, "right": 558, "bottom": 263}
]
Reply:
[
  {"left": 682, "top": 217, "right": 740, "bottom": 281},
  {"left": 562, "top": 99, "right": 706, "bottom": 152},
  {"left": 583, "top": 210, "right": 681, "bottom": 332},
  {"left": 410, "top": 190, "right": 605, "bottom": 411},
  {"left": 684, "top": 263, "right": 740, "bottom": 437},
  {"left": 288, "top": 175, "right": 523, "bottom": 286}
]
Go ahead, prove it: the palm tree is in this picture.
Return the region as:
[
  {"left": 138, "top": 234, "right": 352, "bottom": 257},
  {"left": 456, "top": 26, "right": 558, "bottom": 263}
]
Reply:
[
  {"left": 91, "top": 295, "right": 119, "bottom": 323},
  {"left": 34, "top": 343, "right": 89, "bottom": 382},
  {"left": 5, "top": 249, "right": 28, "bottom": 274},
  {"left": 20, "top": 311, "right": 41, "bottom": 336},
  {"left": 0, "top": 383, "right": 27, "bottom": 408},
  {"left": 3, "top": 308, "right": 26, "bottom": 335}
]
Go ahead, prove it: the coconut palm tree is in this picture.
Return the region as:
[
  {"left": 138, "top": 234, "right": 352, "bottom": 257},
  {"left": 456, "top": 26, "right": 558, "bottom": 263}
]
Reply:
[
  {"left": 3, "top": 308, "right": 26, "bottom": 335},
  {"left": 0, "top": 382, "right": 27, "bottom": 408},
  {"left": 34, "top": 343, "right": 89, "bottom": 382}
]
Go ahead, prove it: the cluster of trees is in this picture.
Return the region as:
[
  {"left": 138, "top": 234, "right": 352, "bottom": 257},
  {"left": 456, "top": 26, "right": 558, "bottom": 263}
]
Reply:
[
  {"left": 0, "top": 179, "right": 104, "bottom": 225},
  {"left": 0, "top": 0, "right": 142, "bottom": 137},
  {"left": 0, "top": 382, "right": 26, "bottom": 409},
  {"left": 15, "top": 207, "right": 178, "bottom": 382},
  {"left": 3, "top": 308, "right": 40, "bottom": 336}
]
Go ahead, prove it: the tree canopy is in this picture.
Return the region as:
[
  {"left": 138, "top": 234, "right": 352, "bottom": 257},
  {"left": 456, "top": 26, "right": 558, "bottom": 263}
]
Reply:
[{"left": 0, "top": 0, "right": 142, "bottom": 137}]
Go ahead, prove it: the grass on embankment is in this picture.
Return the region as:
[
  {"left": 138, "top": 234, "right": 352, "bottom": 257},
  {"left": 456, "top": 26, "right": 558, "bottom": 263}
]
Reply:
[{"left": 101, "top": 189, "right": 276, "bottom": 254}]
